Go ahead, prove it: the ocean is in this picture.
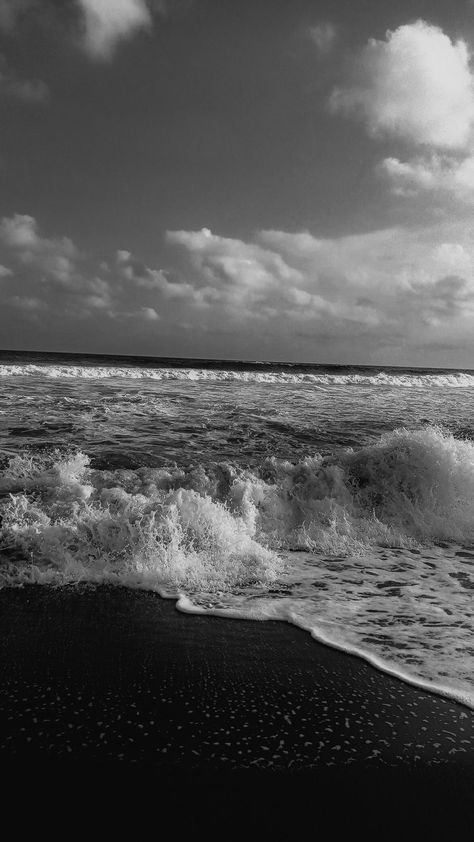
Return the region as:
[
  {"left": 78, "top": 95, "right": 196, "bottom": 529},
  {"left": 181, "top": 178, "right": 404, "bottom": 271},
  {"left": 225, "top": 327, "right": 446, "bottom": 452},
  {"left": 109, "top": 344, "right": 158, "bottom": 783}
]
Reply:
[{"left": 1, "top": 349, "right": 474, "bottom": 709}]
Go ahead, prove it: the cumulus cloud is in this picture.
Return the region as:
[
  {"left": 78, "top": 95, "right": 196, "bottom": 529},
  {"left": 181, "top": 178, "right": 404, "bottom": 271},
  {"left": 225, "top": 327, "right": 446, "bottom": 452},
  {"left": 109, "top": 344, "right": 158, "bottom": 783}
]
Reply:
[
  {"left": 330, "top": 20, "right": 474, "bottom": 211},
  {"left": 76, "top": 0, "right": 153, "bottom": 60},
  {"left": 0, "top": 213, "right": 172, "bottom": 327},
  {"left": 3, "top": 213, "right": 474, "bottom": 361},
  {"left": 167, "top": 228, "right": 384, "bottom": 327},
  {"left": 166, "top": 227, "right": 303, "bottom": 294},
  {"left": 309, "top": 22, "right": 337, "bottom": 57},
  {"left": 0, "top": 214, "right": 78, "bottom": 284},
  {"left": 165, "top": 224, "right": 474, "bottom": 339},
  {"left": 331, "top": 20, "right": 474, "bottom": 150},
  {"left": 116, "top": 249, "right": 195, "bottom": 299},
  {"left": 0, "top": 213, "right": 123, "bottom": 323},
  {"left": 379, "top": 154, "right": 474, "bottom": 203},
  {"left": 257, "top": 226, "right": 474, "bottom": 330}
]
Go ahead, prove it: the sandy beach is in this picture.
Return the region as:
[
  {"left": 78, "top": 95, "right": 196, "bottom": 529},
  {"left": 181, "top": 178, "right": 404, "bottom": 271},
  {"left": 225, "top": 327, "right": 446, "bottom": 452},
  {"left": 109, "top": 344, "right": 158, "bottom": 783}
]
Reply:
[{"left": 1, "top": 585, "right": 473, "bottom": 834}]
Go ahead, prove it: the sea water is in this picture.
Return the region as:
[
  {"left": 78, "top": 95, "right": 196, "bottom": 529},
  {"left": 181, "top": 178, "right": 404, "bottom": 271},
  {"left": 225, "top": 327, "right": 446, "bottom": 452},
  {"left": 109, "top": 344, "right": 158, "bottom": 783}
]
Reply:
[{"left": 1, "top": 350, "right": 474, "bottom": 708}]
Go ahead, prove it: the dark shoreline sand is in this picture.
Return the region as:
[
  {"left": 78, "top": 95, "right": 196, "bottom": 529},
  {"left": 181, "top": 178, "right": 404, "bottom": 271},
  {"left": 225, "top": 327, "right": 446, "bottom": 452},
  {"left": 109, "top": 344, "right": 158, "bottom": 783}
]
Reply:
[{"left": 1, "top": 585, "right": 474, "bottom": 834}]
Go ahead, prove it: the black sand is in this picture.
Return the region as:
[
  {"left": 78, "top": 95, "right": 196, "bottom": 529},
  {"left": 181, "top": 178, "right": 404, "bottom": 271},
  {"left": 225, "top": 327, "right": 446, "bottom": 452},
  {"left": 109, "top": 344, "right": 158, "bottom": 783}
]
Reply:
[{"left": 1, "top": 585, "right": 474, "bottom": 835}]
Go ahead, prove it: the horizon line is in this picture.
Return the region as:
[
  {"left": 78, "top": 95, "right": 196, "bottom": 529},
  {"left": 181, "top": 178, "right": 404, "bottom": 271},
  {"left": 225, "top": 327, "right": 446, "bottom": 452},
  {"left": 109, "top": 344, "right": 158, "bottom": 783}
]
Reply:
[{"left": 0, "top": 348, "right": 471, "bottom": 374}]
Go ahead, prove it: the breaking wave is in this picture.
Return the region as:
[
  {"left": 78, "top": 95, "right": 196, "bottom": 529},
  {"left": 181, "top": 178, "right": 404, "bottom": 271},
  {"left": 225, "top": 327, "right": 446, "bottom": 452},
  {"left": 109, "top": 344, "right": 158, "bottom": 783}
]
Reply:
[
  {"left": 2, "top": 363, "right": 474, "bottom": 387},
  {"left": 3, "top": 425, "right": 474, "bottom": 707},
  {"left": 1, "top": 425, "right": 474, "bottom": 591}
]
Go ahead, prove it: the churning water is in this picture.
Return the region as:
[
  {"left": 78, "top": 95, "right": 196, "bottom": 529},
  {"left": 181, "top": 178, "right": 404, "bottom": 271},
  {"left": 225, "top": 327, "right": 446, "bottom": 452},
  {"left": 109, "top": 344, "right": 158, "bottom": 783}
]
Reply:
[{"left": 2, "top": 351, "right": 474, "bottom": 707}]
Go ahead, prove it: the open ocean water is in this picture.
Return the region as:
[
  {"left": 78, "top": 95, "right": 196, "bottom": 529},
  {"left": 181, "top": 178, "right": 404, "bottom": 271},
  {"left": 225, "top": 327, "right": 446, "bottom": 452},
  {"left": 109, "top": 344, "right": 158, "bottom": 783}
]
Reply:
[{"left": 1, "top": 350, "right": 474, "bottom": 708}]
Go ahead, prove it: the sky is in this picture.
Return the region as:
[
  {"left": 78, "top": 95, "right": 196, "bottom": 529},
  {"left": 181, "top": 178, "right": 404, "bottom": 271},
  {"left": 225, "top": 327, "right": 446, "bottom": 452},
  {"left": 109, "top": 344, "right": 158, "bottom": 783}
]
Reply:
[{"left": 3, "top": 1, "right": 474, "bottom": 365}]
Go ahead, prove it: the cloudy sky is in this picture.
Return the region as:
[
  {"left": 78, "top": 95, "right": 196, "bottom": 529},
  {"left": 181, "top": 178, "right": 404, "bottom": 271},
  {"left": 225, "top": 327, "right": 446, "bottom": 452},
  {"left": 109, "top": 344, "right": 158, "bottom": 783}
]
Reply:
[{"left": 2, "top": 0, "right": 474, "bottom": 365}]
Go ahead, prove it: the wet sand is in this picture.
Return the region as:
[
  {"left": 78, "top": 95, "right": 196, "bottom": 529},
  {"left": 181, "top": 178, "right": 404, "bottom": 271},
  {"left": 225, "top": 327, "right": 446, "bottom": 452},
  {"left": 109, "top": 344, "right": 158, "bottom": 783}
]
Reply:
[{"left": 1, "top": 585, "right": 473, "bottom": 834}]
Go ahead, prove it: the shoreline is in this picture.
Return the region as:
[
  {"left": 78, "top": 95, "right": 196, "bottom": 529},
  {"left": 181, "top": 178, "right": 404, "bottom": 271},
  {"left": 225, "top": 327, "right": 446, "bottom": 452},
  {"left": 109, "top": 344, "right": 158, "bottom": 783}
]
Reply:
[
  {"left": 1, "top": 584, "right": 474, "bottom": 831},
  {"left": 178, "top": 595, "right": 474, "bottom": 713}
]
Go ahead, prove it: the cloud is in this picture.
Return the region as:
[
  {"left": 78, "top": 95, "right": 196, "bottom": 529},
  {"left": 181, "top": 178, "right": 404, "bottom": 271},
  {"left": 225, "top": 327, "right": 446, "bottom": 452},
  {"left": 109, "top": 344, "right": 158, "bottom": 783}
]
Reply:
[
  {"left": 7, "top": 294, "right": 46, "bottom": 316},
  {"left": 116, "top": 249, "right": 195, "bottom": 299},
  {"left": 166, "top": 224, "right": 474, "bottom": 337},
  {"left": 258, "top": 225, "right": 474, "bottom": 329},
  {"left": 417, "top": 274, "right": 473, "bottom": 321},
  {"left": 0, "top": 11, "right": 50, "bottom": 108},
  {"left": 309, "top": 22, "right": 337, "bottom": 57},
  {"left": 378, "top": 154, "right": 474, "bottom": 203},
  {"left": 0, "top": 0, "right": 34, "bottom": 33},
  {"left": 160, "top": 223, "right": 474, "bottom": 361},
  {"left": 0, "top": 1, "right": 187, "bottom": 65},
  {"left": 0, "top": 214, "right": 170, "bottom": 326},
  {"left": 76, "top": 0, "right": 153, "bottom": 60},
  {"left": 3, "top": 212, "right": 474, "bottom": 362},
  {"left": 0, "top": 214, "right": 119, "bottom": 320},
  {"left": 0, "top": 58, "right": 50, "bottom": 104},
  {"left": 166, "top": 227, "right": 303, "bottom": 293},
  {"left": 330, "top": 20, "right": 474, "bottom": 212},
  {"left": 330, "top": 20, "right": 474, "bottom": 150},
  {"left": 0, "top": 214, "right": 78, "bottom": 284},
  {"left": 141, "top": 306, "right": 160, "bottom": 320}
]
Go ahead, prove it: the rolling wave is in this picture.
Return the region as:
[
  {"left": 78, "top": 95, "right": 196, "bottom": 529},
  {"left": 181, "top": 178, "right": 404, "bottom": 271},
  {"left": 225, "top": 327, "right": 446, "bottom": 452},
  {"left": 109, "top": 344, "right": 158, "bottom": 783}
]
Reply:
[
  {"left": 1, "top": 425, "right": 473, "bottom": 590},
  {"left": 1, "top": 363, "right": 474, "bottom": 387}
]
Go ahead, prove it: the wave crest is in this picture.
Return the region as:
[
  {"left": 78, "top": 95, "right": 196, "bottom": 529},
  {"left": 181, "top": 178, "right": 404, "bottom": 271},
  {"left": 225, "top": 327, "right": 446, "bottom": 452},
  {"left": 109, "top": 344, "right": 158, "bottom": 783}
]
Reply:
[
  {"left": 2, "top": 363, "right": 474, "bottom": 387},
  {"left": 1, "top": 426, "right": 474, "bottom": 590},
  {"left": 0, "top": 451, "right": 280, "bottom": 591}
]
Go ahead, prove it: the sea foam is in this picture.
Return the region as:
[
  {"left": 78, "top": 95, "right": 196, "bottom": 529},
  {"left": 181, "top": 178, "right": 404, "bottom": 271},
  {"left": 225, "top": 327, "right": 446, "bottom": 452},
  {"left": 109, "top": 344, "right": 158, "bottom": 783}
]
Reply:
[
  {"left": 1, "top": 425, "right": 474, "bottom": 587},
  {"left": 2, "top": 426, "right": 474, "bottom": 708},
  {"left": 2, "top": 363, "right": 474, "bottom": 387}
]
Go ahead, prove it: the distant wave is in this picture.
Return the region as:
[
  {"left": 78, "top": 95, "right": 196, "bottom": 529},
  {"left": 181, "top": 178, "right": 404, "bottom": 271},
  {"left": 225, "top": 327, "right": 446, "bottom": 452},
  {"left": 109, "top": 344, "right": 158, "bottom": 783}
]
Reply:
[{"left": 1, "top": 363, "right": 474, "bottom": 387}]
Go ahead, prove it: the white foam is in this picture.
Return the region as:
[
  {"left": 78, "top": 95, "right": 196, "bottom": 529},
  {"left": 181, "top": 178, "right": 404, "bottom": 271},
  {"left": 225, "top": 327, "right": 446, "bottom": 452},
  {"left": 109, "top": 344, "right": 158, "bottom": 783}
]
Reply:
[
  {"left": 2, "top": 426, "right": 474, "bottom": 575},
  {"left": 3, "top": 426, "right": 474, "bottom": 709},
  {"left": 2, "top": 363, "right": 474, "bottom": 387},
  {"left": 177, "top": 589, "right": 474, "bottom": 710},
  {"left": 0, "top": 451, "right": 282, "bottom": 593}
]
